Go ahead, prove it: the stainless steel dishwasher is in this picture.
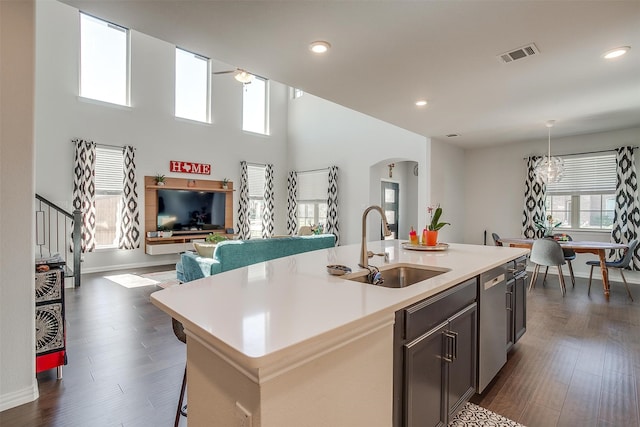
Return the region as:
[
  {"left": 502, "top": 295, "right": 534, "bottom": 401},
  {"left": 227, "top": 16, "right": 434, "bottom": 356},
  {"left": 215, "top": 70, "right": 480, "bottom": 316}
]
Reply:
[{"left": 477, "top": 264, "right": 507, "bottom": 393}]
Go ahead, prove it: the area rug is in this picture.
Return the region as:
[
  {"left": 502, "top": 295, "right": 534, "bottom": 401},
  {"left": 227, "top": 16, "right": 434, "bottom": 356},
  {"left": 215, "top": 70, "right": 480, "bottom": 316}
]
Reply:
[
  {"left": 449, "top": 402, "right": 526, "bottom": 427},
  {"left": 140, "top": 270, "right": 180, "bottom": 288},
  {"left": 104, "top": 270, "right": 179, "bottom": 289}
]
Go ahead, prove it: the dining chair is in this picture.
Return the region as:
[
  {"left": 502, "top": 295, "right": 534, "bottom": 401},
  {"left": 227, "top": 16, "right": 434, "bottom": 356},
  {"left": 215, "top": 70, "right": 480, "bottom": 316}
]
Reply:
[
  {"left": 172, "top": 318, "right": 188, "bottom": 427},
  {"left": 554, "top": 233, "right": 576, "bottom": 287},
  {"left": 491, "top": 232, "right": 502, "bottom": 246},
  {"left": 529, "top": 238, "right": 567, "bottom": 296},
  {"left": 587, "top": 239, "right": 638, "bottom": 301}
]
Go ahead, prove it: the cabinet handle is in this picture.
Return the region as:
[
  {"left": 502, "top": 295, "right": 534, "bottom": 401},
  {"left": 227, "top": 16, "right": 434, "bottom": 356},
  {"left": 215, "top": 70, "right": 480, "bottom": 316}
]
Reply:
[
  {"left": 451, "top": 331, "right": 458, "bottom": 360},
  {"left": 443, "top": 331, "right": 456, "bottom": 362},
  {"left": 506, "top": 291, "right": 513, "bottom": 311}
]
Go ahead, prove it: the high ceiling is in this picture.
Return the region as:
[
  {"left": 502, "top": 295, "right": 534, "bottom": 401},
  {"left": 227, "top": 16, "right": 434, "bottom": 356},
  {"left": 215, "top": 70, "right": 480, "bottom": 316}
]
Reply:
[{"left": 62, "top": 0, "right": 640, "bottom": 148}]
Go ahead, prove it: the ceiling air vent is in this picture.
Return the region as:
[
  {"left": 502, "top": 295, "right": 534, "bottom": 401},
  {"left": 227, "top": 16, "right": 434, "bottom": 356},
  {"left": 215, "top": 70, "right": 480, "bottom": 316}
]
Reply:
[{"left": 497, "top": 43, "right": 540, "bottom": 64}]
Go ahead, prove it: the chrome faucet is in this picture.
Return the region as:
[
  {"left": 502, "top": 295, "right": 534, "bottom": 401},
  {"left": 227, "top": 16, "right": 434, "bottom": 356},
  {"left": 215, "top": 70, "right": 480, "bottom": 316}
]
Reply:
[{"left": 359, "top": 205, "right": 392, "bottom": 268}]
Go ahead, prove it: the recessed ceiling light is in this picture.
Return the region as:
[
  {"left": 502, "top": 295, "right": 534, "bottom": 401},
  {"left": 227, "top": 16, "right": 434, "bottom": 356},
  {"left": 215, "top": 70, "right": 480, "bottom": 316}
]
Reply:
[
  {"left": 415, "top": 100, "right": 428, "bottom": 107},
  {"left": 603, "top": 46, "right": 630, "bottom": 59},
  {"left": 309, "top": 41, "right": 331, "bottom": 54}
]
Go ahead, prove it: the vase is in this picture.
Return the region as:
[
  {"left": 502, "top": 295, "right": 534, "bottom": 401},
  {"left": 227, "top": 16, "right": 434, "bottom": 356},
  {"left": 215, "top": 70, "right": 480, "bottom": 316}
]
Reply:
[{"left": 425, "top": 230, "right": 438, "bottom": 246}]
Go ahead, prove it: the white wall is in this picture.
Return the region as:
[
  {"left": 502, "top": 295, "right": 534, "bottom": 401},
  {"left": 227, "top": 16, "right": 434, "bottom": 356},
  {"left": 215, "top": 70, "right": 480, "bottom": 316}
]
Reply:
[
  {"left": 287, "top": 93, "right": 429, "bottom": 245},
  {"left": 430, "top": 139, "right": 465, "bottom": 244},
  {"left": 0, "top": 0, "right": 39, "bottom": 411},
  {"left": 464, "top": 126, "right": 640, "bottom": 282},
  {"left": 34, "top": 0, "right": 289, "bottom": 272}
]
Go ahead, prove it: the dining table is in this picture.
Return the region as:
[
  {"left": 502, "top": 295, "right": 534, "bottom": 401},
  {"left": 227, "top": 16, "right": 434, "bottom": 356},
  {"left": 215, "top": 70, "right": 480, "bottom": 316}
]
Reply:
[{"left": 498, "top": 237, "right": 629, "bottom": 300}]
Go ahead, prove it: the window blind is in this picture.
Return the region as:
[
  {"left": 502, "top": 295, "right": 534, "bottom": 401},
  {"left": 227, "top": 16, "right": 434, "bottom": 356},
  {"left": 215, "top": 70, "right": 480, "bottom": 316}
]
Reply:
[
  {"left": 546, "top": 153, "right": 617, "bottom": 195},
  {"left": 248, "top": 165, "right": 266, "bottom": 198},
  {"left": 95, "top": 146, "right": 123, "bottom": 193},
  {"left": 297, "top": 170, "right": 329, "bottom": 201}
]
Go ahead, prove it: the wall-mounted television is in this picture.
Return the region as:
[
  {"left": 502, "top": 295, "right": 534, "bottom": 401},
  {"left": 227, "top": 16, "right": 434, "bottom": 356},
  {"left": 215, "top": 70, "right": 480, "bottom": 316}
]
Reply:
[{"left": 157, "top": 189, "right": 226, "bottom": 232}]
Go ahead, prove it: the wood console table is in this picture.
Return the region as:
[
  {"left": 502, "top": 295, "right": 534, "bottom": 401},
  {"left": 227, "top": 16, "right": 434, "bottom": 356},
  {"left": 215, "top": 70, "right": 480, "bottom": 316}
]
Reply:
[{"left": 144, "top": 176, "right": 234, "bottom": 255}]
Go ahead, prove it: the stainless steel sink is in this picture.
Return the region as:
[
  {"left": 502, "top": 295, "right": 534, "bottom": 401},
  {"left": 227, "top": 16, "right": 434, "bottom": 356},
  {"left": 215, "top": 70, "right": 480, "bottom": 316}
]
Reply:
[{"left": 343, "top": 263, "right": 450, "bottom": 288}]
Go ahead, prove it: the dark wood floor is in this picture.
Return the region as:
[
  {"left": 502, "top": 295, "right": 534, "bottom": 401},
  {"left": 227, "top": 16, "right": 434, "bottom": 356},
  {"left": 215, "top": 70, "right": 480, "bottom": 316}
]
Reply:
[
  {"left": 1, "top": 268, "right": 639, "bottom": 426},
  {"left": 0, "top": 265, "right": 186, "bottom": 427},
  {"left": 472, "top": 274, "right": 640, "bottom": 427}
]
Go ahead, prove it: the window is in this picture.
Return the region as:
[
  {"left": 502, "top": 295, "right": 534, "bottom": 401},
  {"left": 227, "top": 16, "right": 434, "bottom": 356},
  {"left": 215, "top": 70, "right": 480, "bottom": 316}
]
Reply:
[
  {"left": 545, "top": 153, "right": 617, "bottom": 230},
  {"left": 243, "top": 77, "right": 269, "bottom": 135},
  {"left": 80, "top": 13, "right": 129, "bottom": 106},
  {"left": 297, "top": 170, "right": 328, "bottom": 230},
  {"left": 175, "top": 48, "right": 210, "bottom": 122},
  {"left": 94, "top": 146, "right": 124, "bottom": 247},
  {"left": 247, "top": 165, "right": 266, "bottom": 238}
]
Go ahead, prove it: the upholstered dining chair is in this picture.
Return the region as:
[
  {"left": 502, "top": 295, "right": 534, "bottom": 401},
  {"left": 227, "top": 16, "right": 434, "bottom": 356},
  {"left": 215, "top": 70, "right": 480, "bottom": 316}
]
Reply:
[
  {"left": 554, "top": 233, "right": 576, "bottom": 288},
  {"left": 172, "top": 318, "right": 187, "bottom": 427},
  {"left": 587, "top": 239, "right": 638, "bottom": 301},
  {"left": 529, "top": 238, "right": 567, "bottom": 296},
  {"left": 491, "top": 232, "right": 502, "bottom": 246}
]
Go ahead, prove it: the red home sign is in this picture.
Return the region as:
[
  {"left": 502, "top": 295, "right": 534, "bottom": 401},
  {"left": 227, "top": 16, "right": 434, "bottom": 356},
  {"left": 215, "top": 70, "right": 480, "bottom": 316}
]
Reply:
[{"left": 169, "top": 160, "right": 211, "bottom": 175}]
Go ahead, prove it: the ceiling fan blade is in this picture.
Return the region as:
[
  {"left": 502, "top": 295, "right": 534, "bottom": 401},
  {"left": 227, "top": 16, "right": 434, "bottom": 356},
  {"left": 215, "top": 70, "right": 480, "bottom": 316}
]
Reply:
[{"left": 212, "top": 70, "right": 236, "bottom": 75}]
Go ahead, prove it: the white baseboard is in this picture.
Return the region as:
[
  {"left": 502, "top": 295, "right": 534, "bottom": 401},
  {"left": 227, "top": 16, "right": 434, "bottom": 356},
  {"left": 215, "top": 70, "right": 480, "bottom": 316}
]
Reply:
[
  {"left": 80, "top": 259, "right": 178, "bottom": 275},
  {"left": 0, "top": 382, "right": 39, "bottom": 412}
]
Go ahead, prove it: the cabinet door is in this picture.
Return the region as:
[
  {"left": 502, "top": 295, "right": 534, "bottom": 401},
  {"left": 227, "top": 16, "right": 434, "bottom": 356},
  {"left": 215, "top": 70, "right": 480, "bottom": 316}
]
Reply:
[
  {"left": 506, "top": 280, "right": 515, "bottom": 352},
  {"left": 513, "top": 273, "right": 527, "bottom": 343},
  {"left": 404, "top": 321, "right": 448, "bottom": 427},
  {"left": 447, "top": 303, "right": 477, "bottom": 418}
]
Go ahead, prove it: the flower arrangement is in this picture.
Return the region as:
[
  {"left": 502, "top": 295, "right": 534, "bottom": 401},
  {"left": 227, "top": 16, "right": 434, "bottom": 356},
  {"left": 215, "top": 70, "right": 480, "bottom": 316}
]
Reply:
[
  {"left": 154, "top": 174, "right": 166, "bottom": 185},
  {"left": 535, "top": 215, "right": 562, "bottom": 237},
  {"left": 427, "top": 205, "right": 450, "bottom": 231}
]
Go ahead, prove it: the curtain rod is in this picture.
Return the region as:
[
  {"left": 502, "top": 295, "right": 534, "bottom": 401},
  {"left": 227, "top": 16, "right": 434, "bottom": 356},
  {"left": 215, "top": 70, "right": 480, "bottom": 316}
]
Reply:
[
  {"left": 523, "top": 146, "right": 637, "bottom": 160},
  {"left": 296, "top": 167, "right": 329, "bottom": 174},
  {"left": 71, "top": 141, "right": 133, "bottom": 150}
]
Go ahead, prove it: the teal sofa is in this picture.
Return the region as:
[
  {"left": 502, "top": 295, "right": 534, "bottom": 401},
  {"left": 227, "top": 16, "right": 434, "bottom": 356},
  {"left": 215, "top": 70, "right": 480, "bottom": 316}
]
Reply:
[{"left": 176, "top": 234, "right": 336, "bottom": 282}]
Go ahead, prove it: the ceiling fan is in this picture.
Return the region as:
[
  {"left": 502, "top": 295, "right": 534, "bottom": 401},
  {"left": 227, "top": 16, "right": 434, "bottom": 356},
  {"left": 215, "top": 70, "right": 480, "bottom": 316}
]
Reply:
[{"left": 212, "top": 68, "right": 254, "bottom": 84}]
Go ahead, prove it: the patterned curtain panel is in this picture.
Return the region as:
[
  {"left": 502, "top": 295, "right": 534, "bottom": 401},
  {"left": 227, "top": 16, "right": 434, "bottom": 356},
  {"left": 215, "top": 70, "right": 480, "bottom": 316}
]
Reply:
[
  {"left": 118, "top": 146, "right": 140, "bottom": 249},
  {"left": 236, "top": 161, "right": 251, "bottom": 239},
  {"left": 72, "top": 138, "right": 97, "bottom": 252},
  {"left": 522, "top": 156, "right": 546, "bottom": 239},
  {"left": 326, "top": 166, "right": 340, "bottom": 245},
  {"left": 287, "top": 171, "right": 298, "bottom": 235},
  {"left": 611, "top": 146, "right": 640, "bottom": 270},
  {"left": 262, "top": 164, "right": 275, "bottom": 238}
]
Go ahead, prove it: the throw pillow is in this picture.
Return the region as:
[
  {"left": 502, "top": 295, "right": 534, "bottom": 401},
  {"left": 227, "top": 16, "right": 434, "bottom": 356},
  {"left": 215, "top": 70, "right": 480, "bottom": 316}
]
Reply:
[{"left": 193, "top": 242, "right": 216, "bottom": 258}]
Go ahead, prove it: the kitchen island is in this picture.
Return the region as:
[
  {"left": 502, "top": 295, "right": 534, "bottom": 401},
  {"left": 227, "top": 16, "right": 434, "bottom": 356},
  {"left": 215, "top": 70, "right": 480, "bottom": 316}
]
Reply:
[{"left": 151, "top": 240, "right": 528, "bottom": 426}]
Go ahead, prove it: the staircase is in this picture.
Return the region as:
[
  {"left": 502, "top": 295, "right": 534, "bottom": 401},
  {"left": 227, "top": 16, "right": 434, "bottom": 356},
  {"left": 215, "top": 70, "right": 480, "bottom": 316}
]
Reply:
[{"left": 35, "top": 194, "right": 82, "bottom": 287}]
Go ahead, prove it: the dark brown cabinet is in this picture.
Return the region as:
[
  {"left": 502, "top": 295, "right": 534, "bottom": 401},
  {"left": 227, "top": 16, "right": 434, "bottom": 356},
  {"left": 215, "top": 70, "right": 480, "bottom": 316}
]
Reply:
[
  {"left": 394, "top": 278, "right": 478, "bottom": 427},
  {"left": 506, "top": 255, "right": 527, "bottom": 352}
]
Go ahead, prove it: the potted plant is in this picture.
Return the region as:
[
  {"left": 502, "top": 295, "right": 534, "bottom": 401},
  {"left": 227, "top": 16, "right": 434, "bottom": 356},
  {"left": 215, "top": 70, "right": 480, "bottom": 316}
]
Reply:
[
  {"left": 205, "top": 233, "right": 228, "bottom": 244},
  {"left": 154, "top": 174, "right": 166, "bottom": 186},
  {"left": 222, "top": 178, "right": 229, "bottom": 190},
  {"left": 424, "top": 205, "right": 450, "bottom": 246}
]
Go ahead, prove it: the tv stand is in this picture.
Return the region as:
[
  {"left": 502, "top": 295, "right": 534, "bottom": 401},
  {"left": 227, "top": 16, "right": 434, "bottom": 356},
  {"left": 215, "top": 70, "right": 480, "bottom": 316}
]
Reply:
[{"left": 144, "top": 176, "right": 234, "bottom": 255}]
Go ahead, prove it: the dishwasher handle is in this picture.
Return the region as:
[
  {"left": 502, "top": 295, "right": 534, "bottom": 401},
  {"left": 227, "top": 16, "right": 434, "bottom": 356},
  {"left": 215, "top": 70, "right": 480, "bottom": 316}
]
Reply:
[{"left": 483, "top": 273, "right": 505, "bottom": 290}]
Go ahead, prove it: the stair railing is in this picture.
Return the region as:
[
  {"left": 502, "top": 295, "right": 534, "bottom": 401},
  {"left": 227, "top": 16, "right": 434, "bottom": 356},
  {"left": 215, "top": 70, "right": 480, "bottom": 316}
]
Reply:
[{"left": 35, "top": 194, "right": 82, "bottom": 287}]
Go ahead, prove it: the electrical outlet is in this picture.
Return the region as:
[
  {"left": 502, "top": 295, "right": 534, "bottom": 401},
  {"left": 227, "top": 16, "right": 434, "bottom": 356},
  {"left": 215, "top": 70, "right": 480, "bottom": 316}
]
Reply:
[{"left": 235, "top": 401, "right": 252, "bottom": 427}]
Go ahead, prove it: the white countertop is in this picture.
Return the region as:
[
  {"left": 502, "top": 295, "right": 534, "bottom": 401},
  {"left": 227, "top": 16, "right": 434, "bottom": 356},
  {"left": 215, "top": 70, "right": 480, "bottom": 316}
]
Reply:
[{"left": 151, "top": 240, "right": 528, "bottom": 372}]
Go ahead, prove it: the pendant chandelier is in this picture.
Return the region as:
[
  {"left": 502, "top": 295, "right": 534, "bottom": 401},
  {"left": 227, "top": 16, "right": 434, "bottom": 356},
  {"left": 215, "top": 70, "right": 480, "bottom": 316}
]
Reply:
[{"left": 534, "top": 120, "right": 564, "bottom": 183}]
